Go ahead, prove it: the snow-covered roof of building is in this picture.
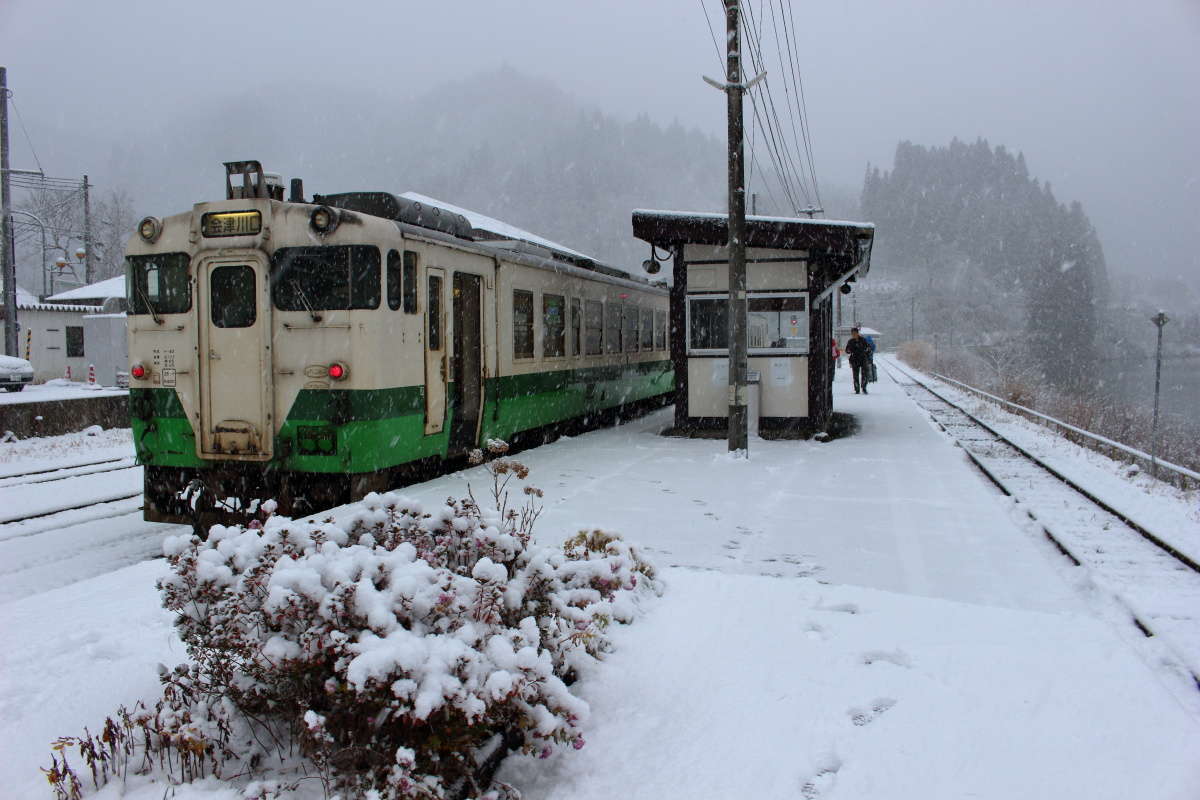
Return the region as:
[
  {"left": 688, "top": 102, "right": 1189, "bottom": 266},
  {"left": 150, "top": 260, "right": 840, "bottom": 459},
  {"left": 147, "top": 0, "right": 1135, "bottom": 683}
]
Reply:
[
  {"left": 400, "top": 192, "right": 596, "bottom": 262},
  {"left": 2, "top": 285, "right": 94, "bottom": 313},
  {"left": 46, "top": 276, "right": 125, "bottom": 303}
]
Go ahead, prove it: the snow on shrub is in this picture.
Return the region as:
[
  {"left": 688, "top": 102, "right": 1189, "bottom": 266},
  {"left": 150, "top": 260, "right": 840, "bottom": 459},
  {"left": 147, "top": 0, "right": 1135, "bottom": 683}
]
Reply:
[{"left": 44, "top": 446, "right": 660, "bottom": 799}]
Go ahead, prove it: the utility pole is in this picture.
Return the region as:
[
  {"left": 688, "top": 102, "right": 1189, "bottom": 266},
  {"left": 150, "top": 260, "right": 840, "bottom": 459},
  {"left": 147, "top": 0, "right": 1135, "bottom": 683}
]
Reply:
[
  {"left": 1150, "top": 311, "right": 1169, "bottom": 480},
  {"left": 910, "top": 295, "right": 915, "bottom": 341},
  {"left": 1, "top": 66, "right": 16, "bottom": 357},
  {"left": 82, "top": 174, "right": 93, "bottom": 284},
  {"left": 702, "top": 1, "right": 763, "bottom": 454}
]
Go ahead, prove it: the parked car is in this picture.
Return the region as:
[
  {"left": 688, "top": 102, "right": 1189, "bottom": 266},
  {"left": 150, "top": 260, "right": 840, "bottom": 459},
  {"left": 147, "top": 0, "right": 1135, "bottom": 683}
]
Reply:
[{"left": 0, "top": 354, "right": 35, "bottom": 392}]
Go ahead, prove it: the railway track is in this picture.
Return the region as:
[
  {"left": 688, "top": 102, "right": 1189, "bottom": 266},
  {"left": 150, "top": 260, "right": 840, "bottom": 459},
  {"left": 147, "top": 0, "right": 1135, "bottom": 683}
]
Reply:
[
  {"left": 883, "top": 358, "right": 1200, "bottom": 689},
  {"left": 0, "top": 458, "right": 138, "bottom": 489}
]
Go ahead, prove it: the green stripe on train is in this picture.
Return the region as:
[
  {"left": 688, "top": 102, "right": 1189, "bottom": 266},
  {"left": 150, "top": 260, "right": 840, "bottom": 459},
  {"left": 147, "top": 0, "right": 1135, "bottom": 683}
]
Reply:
[{"left": 129, "top": 360, "right": 672, "bottom": 473}]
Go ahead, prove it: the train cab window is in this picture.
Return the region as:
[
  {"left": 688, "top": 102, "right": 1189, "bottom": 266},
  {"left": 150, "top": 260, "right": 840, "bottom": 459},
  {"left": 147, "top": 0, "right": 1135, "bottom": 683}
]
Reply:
[
  {"left": 623, "top": 305, "right": 639, "bottom": 352},
  {"left": 386, "top": 250, "right": 402, "bottom": 311},
  {"left": 127, "top": 253, "right": 191, "bottom": 315},
  {"left": 513, "top": 290, "right": 534, "bottom": 359},
  {"left": 543, "top": 294, "right": 566, "bottom": 358},
  {"left": 428, "top": 275, "right": 443, "bottom": 350},
  {"left": 403, "top": 251, "right": 418, "bottom": 314},
  {"left": 584, "top": 299, "right": 603, "bottom": 355},
  {"left": 655, "top": 310, "right": 667, "bottom": 351},
  {"left": 271, "top": 245, "right": 380, "bottom": 310},
  {"left": 640, "top": 307, "right": 654, "bottom": 350},
  {"left": 571, "top": 298, "right": 582, "bottom": 357},
  {"left": 210, "top": 264, "right": 257, "bottom": 328},
  {"left": 605, "top": 302, "right": 622, "bottom": 354}
]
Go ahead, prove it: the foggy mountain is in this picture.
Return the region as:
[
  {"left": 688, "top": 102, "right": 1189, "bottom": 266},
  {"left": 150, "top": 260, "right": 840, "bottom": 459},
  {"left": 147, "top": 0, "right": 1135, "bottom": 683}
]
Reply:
[{"left": 58, "top": 68, "right": 731, "bottom": 277}]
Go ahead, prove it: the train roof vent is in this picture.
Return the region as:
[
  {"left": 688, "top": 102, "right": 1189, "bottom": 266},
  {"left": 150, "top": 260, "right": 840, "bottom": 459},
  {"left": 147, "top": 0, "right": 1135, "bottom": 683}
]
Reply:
[{"left": 312, "top": 192, "right": 474, "bottom": 239}]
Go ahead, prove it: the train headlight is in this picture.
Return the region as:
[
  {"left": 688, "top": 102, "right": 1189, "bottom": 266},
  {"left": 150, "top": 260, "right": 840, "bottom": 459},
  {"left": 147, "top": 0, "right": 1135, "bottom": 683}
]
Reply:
[
  {"left": 327, "top": 362, "right": 348, "bottom": 381},
  {"left": 130, "top": 363, "right": 147, "bottom": 380},
  {"left": 310, "top": 206, "right": 339, "bottom": 235},
  {"left": 138, "top": 216, "right": 162, "bottom": 243}
]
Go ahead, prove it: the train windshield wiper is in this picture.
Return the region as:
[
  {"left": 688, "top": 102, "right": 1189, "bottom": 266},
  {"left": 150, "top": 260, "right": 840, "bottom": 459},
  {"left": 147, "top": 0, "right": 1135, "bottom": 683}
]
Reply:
[
  {"left": 291, "top": 280, "right": 321, "bottom": 323},
  {"left": 134, "top": 279, "right": 163, "bottom": 325}
]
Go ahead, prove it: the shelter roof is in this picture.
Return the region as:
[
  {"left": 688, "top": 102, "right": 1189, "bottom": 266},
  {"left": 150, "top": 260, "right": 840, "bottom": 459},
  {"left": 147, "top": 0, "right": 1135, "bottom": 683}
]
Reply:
[{"left": 632, "top": 209, "right": 874, "bottom": 277}]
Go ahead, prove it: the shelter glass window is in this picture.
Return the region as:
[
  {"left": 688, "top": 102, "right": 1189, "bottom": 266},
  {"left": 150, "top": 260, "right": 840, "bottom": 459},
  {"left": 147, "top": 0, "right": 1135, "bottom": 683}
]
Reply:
[
  {"left": 748, "top": 295, "right": 808, "bottom": 352},
  {"left": 513, "top": 289, "right": 534, "bottom": 359},
  {"left": 271, "top": 245, "right": 380, "bottom": 311},
  {"left": 571, "top": 298, "right": 581, "bottom": 357},
  {"left": 127, "top": 253, "right": 191, "bottom": 315},
  {"left": 210, "top": 265, "right": 257, "bottom": 328},
  {"left": 584, "top": 299, "right": 603, "bottom": 355},
  {"left": 655, "top": 310, "right": 667, "bottom": 351},
  {"left": 605, "top": 302, "right": 622, "bottom": 354},
  {"left": 543, "top": 293, "right": 566, "bottom": 357},
  {"left": 403, "top": 251, "right": 418, "bottom": 313},
  {"left": 428, "top": 275, "right": 443, "bottom": 350},
  {"left": 640, "top": 307, "right": 654, "bottom": 350},
  {"left": 688, "top": 298, "right": 727, "bottom": 350}
]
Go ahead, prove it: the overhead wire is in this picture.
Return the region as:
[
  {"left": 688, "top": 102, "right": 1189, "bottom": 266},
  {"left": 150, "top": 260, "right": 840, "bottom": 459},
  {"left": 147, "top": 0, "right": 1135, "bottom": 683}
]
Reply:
[
  {"left": 7, "top": 95, "right": 46, "bottom": 176},
  {"left": 767, "top": 0, "right": 816, "bottom": 205},
  {"left": 782, "top": 0, "right": 822, "bottom": 209},
  {"left": 740, "top": 0, "right": 807, "bottom": 211}
]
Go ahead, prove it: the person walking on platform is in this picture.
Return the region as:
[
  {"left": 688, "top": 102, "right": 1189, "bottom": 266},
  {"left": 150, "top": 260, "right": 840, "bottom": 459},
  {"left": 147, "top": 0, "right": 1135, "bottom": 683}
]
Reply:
[
  {"left": 864, "top": 331, "right": 878, "bottom": 384},
  {"left": 845, "top": 327, "right": 872, "bottom": 394}
]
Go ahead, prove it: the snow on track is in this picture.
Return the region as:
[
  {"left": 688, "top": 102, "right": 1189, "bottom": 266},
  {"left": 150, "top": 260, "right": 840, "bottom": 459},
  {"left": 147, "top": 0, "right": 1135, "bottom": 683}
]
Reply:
[{"left": 886, "top": 357, "right": 1200, "bottom": 685}]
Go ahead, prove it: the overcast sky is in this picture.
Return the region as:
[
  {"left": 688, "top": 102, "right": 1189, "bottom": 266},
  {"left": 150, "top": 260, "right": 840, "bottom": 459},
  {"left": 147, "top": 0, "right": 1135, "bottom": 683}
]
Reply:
[{"left": 2, "top": 0, "right": 1197, "bottom": 281}]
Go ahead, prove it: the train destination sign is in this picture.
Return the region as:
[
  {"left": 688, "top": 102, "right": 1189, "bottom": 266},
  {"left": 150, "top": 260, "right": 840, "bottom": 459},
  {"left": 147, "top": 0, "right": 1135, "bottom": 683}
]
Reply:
[{"left": 202, "top": 210, "right": 262, "bottom": 237}]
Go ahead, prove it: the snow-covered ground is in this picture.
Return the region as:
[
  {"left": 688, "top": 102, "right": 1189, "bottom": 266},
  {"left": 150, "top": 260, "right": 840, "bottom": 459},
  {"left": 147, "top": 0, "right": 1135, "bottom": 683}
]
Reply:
[
  {"left": 1, "top": 365, "right": 1197, "bottom": 799},
  {"left": 0, "top": 378, "right": 127, "bottom": 407}
]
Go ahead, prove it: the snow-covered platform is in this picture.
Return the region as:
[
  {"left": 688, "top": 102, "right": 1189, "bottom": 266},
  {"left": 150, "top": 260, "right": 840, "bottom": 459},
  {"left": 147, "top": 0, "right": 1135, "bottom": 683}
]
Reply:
[{"left": 1, "top": 363, "right": 1197, "bottom": 799}]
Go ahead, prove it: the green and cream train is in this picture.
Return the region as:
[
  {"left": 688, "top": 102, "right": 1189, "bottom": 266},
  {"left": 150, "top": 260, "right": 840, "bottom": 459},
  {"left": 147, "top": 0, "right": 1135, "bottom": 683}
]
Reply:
[{"left": 126, "top": 161, "right": 672, "bottom": 524}]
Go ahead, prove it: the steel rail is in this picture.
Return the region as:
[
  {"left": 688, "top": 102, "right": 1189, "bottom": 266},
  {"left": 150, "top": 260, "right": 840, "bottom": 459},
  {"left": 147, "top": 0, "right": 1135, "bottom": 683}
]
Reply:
[
  {"left": 928, "top": 370, "right": 1199, "bottom": 487},
  {"left": 884, "top": 358, "right": 1198, "bottom": 574}
]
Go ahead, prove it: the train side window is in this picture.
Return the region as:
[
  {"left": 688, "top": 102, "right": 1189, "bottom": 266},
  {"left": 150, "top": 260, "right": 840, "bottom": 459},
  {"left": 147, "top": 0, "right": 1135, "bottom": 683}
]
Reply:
[
  {"left": 655, "top": 309, "right": 667, "bottom": 350},
  {"left": 584, "top": 299, "right": 603, "bottom": 355},
  {"left": 570, "top": 298, "right": 581, "bottom": 357},
  {"left": 210, "top": 264, "right": 257, "bottom": 328},
  {"left": 386, "top": 250, "right": 402, "bottom": 310},
  {"left": 428, "top": 275, "right": 442, "bottom": 350},
  {"left": 623, "top": 305, "right": 639, "bottom": 353},
  {"left": 605, "top": 302, "right": 622, "bottom": 354},
  {"left": 403, "top": 251, "right": 419, "bottom": 314},
  {"left": 640, "top": 307, "right": 654, "bottom": 350},
  {"left": 543, "top": 293, "right": 565, "bottom": 358},
  {"left": 513, "top": 290, "right": 534, "bottom": 359}
]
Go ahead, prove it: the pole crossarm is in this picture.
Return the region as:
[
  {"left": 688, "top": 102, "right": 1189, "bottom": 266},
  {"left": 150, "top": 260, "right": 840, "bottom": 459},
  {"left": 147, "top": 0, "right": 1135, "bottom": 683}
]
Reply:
[{"left": 702, "top": 70, "right": 768, "bottom": 92}]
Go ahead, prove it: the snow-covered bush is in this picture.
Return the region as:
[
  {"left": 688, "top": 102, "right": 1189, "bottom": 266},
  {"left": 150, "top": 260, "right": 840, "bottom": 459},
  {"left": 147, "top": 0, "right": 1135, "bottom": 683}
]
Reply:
[{"left": 46, "top": 448, "right": 659, "bottom": 799}]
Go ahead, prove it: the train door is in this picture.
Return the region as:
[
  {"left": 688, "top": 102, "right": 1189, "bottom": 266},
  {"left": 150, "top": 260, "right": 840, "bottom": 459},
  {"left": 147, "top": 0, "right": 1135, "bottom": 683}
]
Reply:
[
  {"left": 196, "top": 256, "right": 272, "bottom": 459},
  {"left": 449, "top": 272, "right": 483, "bottom": 453},
  {"left": 423, "top": 267, "right": 447, "bottom": 435}
]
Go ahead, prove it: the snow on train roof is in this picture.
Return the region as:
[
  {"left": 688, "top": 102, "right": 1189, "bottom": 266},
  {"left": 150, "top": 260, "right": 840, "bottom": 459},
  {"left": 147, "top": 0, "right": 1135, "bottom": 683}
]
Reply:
[{"left": 400, "top": 192, "right": 596, "bottom": 261}]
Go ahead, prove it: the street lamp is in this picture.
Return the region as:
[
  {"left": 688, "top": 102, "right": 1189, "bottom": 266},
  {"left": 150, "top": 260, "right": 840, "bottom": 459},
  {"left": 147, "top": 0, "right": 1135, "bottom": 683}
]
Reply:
[
  {"left": 1150, "top": 311, "right": 1169, "bottom": 479},
  {"left": 8, "top": 209, "right": 50, "bottom": 297}
]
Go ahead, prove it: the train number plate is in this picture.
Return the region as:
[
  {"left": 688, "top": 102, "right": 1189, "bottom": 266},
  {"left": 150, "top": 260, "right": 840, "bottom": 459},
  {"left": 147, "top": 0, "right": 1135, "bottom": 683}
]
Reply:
[{"left": 202, "top": 210, "right": 262, "bottom": 237}]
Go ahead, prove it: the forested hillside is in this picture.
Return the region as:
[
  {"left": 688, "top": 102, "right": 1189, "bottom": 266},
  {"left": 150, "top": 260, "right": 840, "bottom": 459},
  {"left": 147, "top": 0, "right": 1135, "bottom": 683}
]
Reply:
[{"left": 859, "top": 138, "right": 1109, "bottom": 390}]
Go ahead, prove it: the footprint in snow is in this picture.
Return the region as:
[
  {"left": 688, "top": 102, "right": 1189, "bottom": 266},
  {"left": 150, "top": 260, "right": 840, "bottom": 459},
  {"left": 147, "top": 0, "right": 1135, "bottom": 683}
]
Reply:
[
  {"left": 861, "top": 649, "right": 912, "bottom": 669},
  {"left": 816, "top": 601, "right": 860, "bottom": 615},
  {"left": 800, "top": 754, "right": 842, "bottom": 799},
  {"left": 722, "top": 540, "right": 741, "bottom": 550},
  {"left": 847, "top": 697, "right": 896, "bottom": 727},
  {"left": 803, "top": 621, "right": 827, "bottom": 641}
]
